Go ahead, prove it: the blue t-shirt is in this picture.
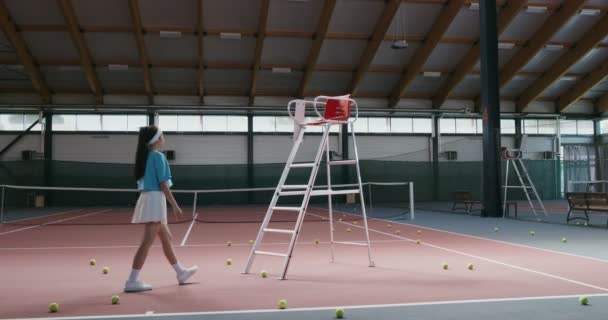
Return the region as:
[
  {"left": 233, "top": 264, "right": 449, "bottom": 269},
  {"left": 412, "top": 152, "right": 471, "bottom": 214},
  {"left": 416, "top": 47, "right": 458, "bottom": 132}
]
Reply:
[{"left": 137, "top": 151, "right": 173, "bottom": 191}]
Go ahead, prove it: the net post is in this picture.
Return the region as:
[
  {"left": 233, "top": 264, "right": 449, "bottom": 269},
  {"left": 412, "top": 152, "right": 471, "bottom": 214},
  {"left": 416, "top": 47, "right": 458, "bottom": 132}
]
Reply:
[
  {"left": 192, "top": 191, "right": 198, "bottom": 218},
  {"left": 0, "top": 185, "right": 4, "bottom": 224},
  {"left": 409, "top": 182, "right": 415, "bottom": 220},
  {"left": 368, "top": 183, "right": 373, "bottom": 211}
]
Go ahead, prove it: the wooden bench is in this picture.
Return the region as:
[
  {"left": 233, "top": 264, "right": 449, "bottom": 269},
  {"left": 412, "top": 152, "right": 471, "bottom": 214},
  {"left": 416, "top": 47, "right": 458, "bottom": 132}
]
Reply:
[
  {"left": 565, "top": 192, "right": 608, "bottom": 227},
  {"left": 452, "top": 191, "right": 480, "bottom": 214},
  {"left": 452, "top": 191, "right": 518, "bottom": 217}
]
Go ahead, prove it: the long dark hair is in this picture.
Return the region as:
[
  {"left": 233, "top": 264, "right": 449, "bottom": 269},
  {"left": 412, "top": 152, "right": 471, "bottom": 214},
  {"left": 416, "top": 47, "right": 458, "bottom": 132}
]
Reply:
[{"left": 134, "top": 125, "right": 159, "bottom": 180}]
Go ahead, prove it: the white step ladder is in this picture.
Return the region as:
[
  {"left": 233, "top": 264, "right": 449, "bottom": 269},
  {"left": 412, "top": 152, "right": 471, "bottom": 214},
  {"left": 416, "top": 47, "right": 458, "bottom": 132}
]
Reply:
[
  {"left": 502, "top": 149, "right": 547, "bottom": 217},
  {"left": 242, "top": 95, "right": 375, "bottom": 280}
]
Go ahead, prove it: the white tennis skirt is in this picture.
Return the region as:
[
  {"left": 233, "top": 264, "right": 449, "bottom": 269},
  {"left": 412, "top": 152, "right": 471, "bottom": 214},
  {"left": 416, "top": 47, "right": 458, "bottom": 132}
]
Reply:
[{"left": 132, "top": 191, "right": 167, "bottom": 224}]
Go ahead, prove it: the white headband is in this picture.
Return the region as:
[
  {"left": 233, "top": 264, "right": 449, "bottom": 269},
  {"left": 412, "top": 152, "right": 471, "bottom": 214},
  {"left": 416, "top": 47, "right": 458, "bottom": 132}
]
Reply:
[{"left": 147, "top": 129, "right": 163, "bottom": 145}]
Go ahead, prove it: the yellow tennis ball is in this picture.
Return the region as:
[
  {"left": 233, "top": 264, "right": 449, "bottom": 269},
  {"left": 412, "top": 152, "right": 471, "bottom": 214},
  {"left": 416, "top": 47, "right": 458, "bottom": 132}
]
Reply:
[
  {"left": 584, "top": 222, "right": 589, "bottom": 227},
  {"left": 417, "top": 230, "right": 422, "bottom": 234},
  {"left": 111, "top": 295, "right": 119, "bottom": 305},
  {"left": 249, "top": 240, "right": 254, "bottom": 245},
  {"left": 314, "top": 239, "right": 320, "bottom": 245},
  {"left": 442, "top": 263, "right": 448, "bottom": 270},
  {"left": 335, "top": 308, "right": 345, "bottom": 318},
  {"left": 353, "top": 221, "right": 358, "bottom": 225},
  {"left": 416, "top": 240, "right": 421, "bottom": 245},
  {"left": 226, "top": 259, "right": 232, "bottom": 266},
  {"left": 575, "top": 222, "right": 581, "bottom": 226},
  {"left": 278, "top": 299, "right": 288, "bottom": 309},
  {"left": 346, "top": 228, "right": 351, "bottom": 232},
  {"left": 494, "top": 227, "right": 499, "bottom": 232},
  {"left": 387, "top": 224, "right": 392, "bottom": 228},
  {"left": 102, "top": 267, "right": 109, "bottom": 274},
  {"left": 338, "top": 218, "right": 343, "bottom": 222},
  {"left": 89, "top": 259, "right": 96, "bottom": 266},
  {"left": 467, "top": 263, "right": 474, "bottom": 270},
  {"left": 561, "top": 237, "right": 567, "bottom": 243},
  {"left": 226, "top": 241, "right": 232, "bottom": 247},
  {"left": 396, "top": 230, "right": 401, "bottom": 235},
  {"left": 49, "top": 303, "right": 59, "bottom": 313},
  {"left": 261, "top": 271, "right": 268, "bottom": 278},
  {"left": 579, "top": 296, "right": 589, "bottom": 305},
  {"left": 530, "top": 230, "right": 535, "bottom": 236}
]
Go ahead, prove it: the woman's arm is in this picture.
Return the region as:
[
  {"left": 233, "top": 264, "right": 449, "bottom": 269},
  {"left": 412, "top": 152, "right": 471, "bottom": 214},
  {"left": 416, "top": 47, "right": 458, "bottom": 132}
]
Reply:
[{"left": 161, "top": 181, "right": 183, "bottom": 216}]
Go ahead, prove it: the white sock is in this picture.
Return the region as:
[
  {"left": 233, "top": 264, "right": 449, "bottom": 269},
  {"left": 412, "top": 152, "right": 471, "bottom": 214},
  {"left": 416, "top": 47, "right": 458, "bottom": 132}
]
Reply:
[
  {"left": 128, "top": 269, "right": 140, "bottom": 282},
  {"left": 172, "top": 262, "right": 185, "bottom": 273}
]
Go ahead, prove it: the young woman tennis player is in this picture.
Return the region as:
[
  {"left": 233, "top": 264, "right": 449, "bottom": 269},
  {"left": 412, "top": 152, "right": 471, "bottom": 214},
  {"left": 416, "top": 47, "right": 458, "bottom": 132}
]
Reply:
[{"left": 125, "top": 125, "right": 198, "bottom": 292}]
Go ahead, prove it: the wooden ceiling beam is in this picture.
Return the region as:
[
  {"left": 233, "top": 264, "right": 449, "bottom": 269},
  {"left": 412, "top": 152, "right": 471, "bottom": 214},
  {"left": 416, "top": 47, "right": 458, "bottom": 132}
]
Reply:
[
  {"left": 517, "top": 14, "right": 608, "bottom": 112},
  {"left": 560, "top": 60, "right": 608, "bottom": 112},
  {"left": 197, "top": 0, "right": 204, "bottom": 103},
  {"left": 388, "top": 0, "right": 466, "bottom": 107},
  {"left": 431, "top": 0, "right": 526, "bottom": 109},
  {"left": 499, "top": 1, "right": 586, "bottom": 88},
  {"left": 298, "top": 0, "right": 337, "bottom": 98},
  {"left": 128, "top": 0, "right": 154, "bottom": 105},
  {"left": 0, "top": 1, "right": 51, "bottom": 103},
  {"left": 349, "top": 0, "right": 401, "bottom": 97},
  {"left": 248, "top": 0, "right": 270, "bottom": 106},
  {"left": 58, "top": 0, "right": 103, "bottom": 104}
]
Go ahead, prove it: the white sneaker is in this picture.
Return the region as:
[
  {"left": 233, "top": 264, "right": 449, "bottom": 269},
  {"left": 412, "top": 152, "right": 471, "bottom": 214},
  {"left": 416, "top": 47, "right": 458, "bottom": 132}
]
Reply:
[
  {"left": 177, "top": 266, "right": 198, "bottom": 284},
  {"left": 124, "top": 280, "right": 152, "bottom": 292}
]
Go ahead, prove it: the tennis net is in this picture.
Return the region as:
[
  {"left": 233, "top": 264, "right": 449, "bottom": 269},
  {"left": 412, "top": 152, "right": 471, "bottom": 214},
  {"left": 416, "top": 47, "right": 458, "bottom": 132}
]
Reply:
[{"left": 0, "top": 182, "right": 414, "bottom": 226}]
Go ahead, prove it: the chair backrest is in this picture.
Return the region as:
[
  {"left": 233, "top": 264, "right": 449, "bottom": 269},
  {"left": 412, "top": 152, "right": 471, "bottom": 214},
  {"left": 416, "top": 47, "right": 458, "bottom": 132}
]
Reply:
[{"left": 323, "top": 97, "right": 351, "bottom": 122}]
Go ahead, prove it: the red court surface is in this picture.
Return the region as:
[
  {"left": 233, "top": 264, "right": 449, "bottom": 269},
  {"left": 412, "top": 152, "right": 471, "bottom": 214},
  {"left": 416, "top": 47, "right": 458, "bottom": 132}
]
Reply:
[{"left": 1, "top": 207, "right": 608, "bottom": 319}]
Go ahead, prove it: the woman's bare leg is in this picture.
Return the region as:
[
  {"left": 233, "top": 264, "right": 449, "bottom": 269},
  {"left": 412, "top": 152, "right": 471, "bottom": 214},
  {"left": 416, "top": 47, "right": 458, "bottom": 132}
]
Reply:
[
  {"left": 158, "top": 224, "right": 178, "bottom": 265},
  {"left": 132, "top": 222, "right": 161, "bottom": 269}
]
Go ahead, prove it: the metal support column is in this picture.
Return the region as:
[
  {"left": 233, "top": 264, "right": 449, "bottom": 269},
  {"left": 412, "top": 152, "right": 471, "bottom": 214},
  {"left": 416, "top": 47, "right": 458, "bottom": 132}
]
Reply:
[
  {"left": 43, "top": 111, "right": 53, "bottom": 205},
  {"left": 432, "top": 116, "right": 440, "bottom": 201},
  {"left": 479, "top": 0, "right": 502, "bottom": 217},
  {"left": 247, "top": 112, "right": 254, "bottom": 203}
]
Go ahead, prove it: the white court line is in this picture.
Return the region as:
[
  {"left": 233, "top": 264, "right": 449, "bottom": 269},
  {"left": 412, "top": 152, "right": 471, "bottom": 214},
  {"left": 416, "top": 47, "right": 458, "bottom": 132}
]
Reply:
[
  {"left": 0, "top": 209, "right": 112, "bottom": 236},
  {"left": 328, "top": 207, "right": 608, "bottom": 265},
  {"left": 20, "top": 292, "right": 608, "bottom": 319},
  {"left": 180, "top": 213, "right": 198, "bottom": 246},
  {"left": 0, "top": 239, "right": 409, "bottom": 251},
  {"left": 2, "top": 208, "right": 84, "bottom": 224},
  {"left": 307, "top": 211, "right": 608, "bottom": 293}
]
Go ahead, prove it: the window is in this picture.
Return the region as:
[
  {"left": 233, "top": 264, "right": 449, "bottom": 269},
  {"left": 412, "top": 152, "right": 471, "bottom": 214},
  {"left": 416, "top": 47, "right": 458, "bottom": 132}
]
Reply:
[
  {"left": 538, "top": 119, "right": 557, "bottom": 135},
  {"left": 158, "top": 115, "right": 178, "bottom": 132},
  {"left": 76, "top": 115, "right": 102, "bottom": 131},
  {"left": 577, "top": 120, "right": 594, "bottom": 135},
  {"left": 600, "top": 119, "right": 608, "bottom": 135},
  {"left": 455, "top": 118, "right": 477, "bottom": 134},
  {"left": 390, "top": 118, "right": 413, "bottom": 133},
  {"left": 177, "top": 115, "right": 202, "bottom": 132},
  {"left": 0, "top": 114, "right": 43, "bottom": 131},
  {"left": 225, "top": 116, "right": 248, "bottom": 132},
  {"left": 275, "top": 117, "right": 293, "bottom": 132},
  {"left": 559, "top": 120, "right": 577, "bottom": 135},
  {"left": 23, "top": 114, "right": 43, "bottom": 131},
  {"left": 523, "top": 119, "right": 538, "bottom": 134},
  {"left": 253, "top": 116, "right": 275, "bottom": 132},
  {"left": 368, "top": 117, "right": 390, "bottom": 133},
  {"left": 500, "top": 119, "right": 515, "bottom": 134},
  {"left": 352, "top": 117, "right": 369, "bottom": 133},
  {"left": 0, "top": 114, "right": 25, "bottom": 131},
  {"left": 201, "top": 115, "right": 248, "bottom": 132},
  {"left": 54, "top": 114, "right": 77, "bottom": 131},
  {"left": 412, "top": 118, "right": 432, "bottom": 133},
  {"left": 439, "top": 118, "right": 456, "bottom": 134},
  {"left": 102, "top": 115, "right": 128, "bottom": 131},
  {"left": 127, "top": 115, "right": 148, "bottom": 131}
]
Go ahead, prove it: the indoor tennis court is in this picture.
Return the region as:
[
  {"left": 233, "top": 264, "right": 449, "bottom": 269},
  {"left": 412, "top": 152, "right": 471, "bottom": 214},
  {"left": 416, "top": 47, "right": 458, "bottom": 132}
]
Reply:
[{"left": 2, "top": 0, "right": 608, "bottom": 320}]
